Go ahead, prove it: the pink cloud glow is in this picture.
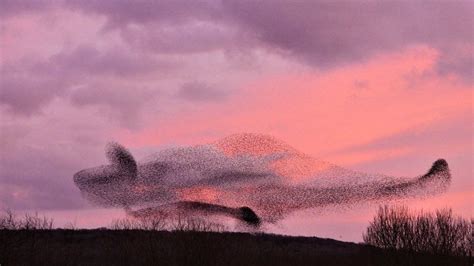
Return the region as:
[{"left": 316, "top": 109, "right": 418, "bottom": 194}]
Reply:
[
  {"left": 1, "top": 2, "right": 472, "bottom": 242},
  {"left": 120, "top": 46, "right": 470, "bottom": 164}
]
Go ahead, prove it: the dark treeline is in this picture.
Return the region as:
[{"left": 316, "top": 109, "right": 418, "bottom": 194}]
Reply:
[
  {"left": 364, "top": 205, "right": 472, "bottom": 257},
  {"left": 0, "top": 209, "right": 54, "bottom": 230},
  {"left": 1, "top": 229, "right": 471, "bottom": 266},
  {"left": 0, "top": 207, "right": 472, "bottom": 266}
]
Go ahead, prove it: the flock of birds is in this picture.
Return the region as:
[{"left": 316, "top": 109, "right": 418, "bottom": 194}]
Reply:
[{"left": 74, "top": 133, "right": 450, "bottom": 226}]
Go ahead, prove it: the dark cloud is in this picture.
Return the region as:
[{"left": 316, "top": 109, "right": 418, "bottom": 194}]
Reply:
[
  {"left": 177, "top": 81, "right": 229, "bottom": 102},
  {"left": 61, "top": 1, "right": 473, "bottom": 72},
  {"left": 436, "top": 45, "right": 473, "bottom": 83},
  {"left": 222, "top": 1, "right": 473, "bottom": 68},
  {"left": 0, "top": 179, "right": 85, "bottom": 210},
  {"left": 0, "top": 75, "right": 67, "bottom": 115},
  {"left": 0, "top": 0, "right": 56, "bottom": 17},
  {"left": 0, "top": 98, "right": 117, "bottom": 211},
  {"left": 0, "top": 143, "right": 96, "bottom": 210},
  {"left": 3, "top": 1, "right": 472, "bottom": 68},
  {"left": 65, "top": 0, "right": 222, "bottom": 29},
  {"left": 0, "top": 44, "right": 170, "bottom": 117},
  {"left": 33, "top": 45, "right": 172, "bottom": 78},
  {"left": 119, "top": 22, "right": 248, "bottom": 54},
  {"left": 69, "top": 84, "right": 160, "bottom": 128}
]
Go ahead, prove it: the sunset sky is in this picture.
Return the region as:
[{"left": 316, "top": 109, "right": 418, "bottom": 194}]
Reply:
[{"left": 0, "top": 1, "right": 472, "bottom": 241}]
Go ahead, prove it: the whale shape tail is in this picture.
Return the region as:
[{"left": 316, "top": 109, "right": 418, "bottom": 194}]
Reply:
[
  {"left": 421, "top": 159, "right": 450, "bottom": 180},
  {"left": 128, "top": 201, "right": 262, "bottom": 227}
]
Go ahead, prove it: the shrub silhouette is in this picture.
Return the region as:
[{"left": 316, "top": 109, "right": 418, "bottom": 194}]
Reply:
[
  {"left": 363, "top": 205, "right": 472, "bottom": 256},
  {"left": 111, "top": 213, "right": 227, "bottom": 232},
  {"left": 0, "top": 209, "right": 53, "bottom": 230}
]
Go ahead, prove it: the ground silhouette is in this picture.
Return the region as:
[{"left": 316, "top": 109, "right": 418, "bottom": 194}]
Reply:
[{"left": 0, "top": 229, "right": 470, "bottom": 266}]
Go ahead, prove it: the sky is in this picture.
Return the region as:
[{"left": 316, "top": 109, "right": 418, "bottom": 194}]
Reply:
[{"left": 0, "top": 0, "right": 472, "bottom": 241}]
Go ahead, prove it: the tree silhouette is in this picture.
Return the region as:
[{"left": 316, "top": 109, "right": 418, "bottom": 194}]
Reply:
[{"left": 363, "top": 205, "right": 472, "bottom": 256}]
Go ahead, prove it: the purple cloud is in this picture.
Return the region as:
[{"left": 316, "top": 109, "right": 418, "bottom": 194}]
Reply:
[
  {"left": 65, "top": 0, "right": 221, "bottom": 29},
  {"left": 0, "top": 0, "right": 471, "bottom": 219},
  {"left": 177, "top": 81, "right": 229, "bottom": 102},
  {"left": 119, "top": 22, "right": 249, "bottom": 54},
  {"left": 48, "top": 0, "right": 473, "bottom": 82},
  {"left": 69, "top": 84, "right": 161, "bottom": 128},
  {"left": 223, "top": 1, "right": 473, "bottom": 69},
  {"left": 0, "top": 0, "right": 56, "bottom": 17},
  {"left": 0, "top": 44, "right": 173, "bottom": 116},
  {"left": 0, "top": 75, "right": 66, "bottom": 115},
  {"left": 61, "top": 1, "right": 473, "bottom": 71},
  {"left": 0, "top": 143, "right": 93, "bottom": 210},
  {"left": 34, "top": 45, "right": 173, "bottom": 77}
]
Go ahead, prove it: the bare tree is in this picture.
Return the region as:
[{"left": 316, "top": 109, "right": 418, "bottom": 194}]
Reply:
[
  {"left": 21, "top": 212, "right": 54, "bottom": 230},
  {"left": 111, "top": 213, "right": 227, "bottom": 232},
  {"left": 0, "top": 209, "right": 18, "bottom": 230},
  {"left": 138, "top": 211, "right": 168, "bottom": 231},
  {"left": 363, "top": 205, "right": 472, "bottom": 256},
  {"left": 110, "top": 212, "right": 168, "bottom": 231},
  {"left": 169, "top": 213, "right": 227, "bottom": 232},
  {"left": 110, "top": 218, "right": 141, "bottom": 230},
  {"left": 0, "top": 209, "right": 53, "bottom": 230}
]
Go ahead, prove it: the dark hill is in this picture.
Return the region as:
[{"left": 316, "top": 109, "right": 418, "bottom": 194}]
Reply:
[{"left": 0, "top": 229, "right": 469, "bottom": 266}]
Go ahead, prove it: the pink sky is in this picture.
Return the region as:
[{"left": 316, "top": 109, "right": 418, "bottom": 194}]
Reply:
[{"left": 0, "top": 1, "right": 472, "bottom": 242}]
